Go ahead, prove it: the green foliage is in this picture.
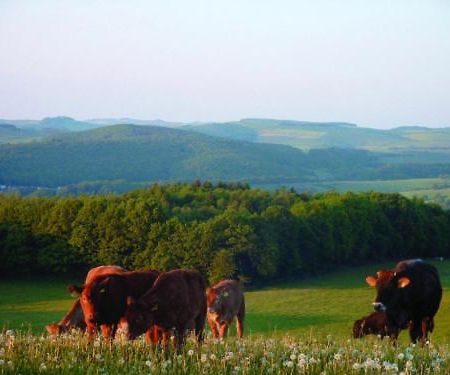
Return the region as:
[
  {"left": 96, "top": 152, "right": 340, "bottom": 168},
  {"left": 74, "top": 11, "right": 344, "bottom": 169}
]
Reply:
[{"left": 0, "top": 183, "right": 449, "bottom": 283}]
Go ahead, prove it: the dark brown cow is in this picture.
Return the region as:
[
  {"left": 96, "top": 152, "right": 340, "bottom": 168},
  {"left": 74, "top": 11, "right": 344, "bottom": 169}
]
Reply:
[
  {"left": 207, "top": 279, "right": 245, "bottom": 339},
  {"left": 125, "top": 269, "right": 207, "bottom": 351},
  {"left": 353, "top": 312, "right": 401, "bottom": 340},
  {"left": 366, "top": 259, "right": 442, "bottom": 343},
  {"left": 46, "top": 265, "right": 127, "bottom": 336},
  {"left": 69, "top": 270, "right": 160, "bottom": 340}
]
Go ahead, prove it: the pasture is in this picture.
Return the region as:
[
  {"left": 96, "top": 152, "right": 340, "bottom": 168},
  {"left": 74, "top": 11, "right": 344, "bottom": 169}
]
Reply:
[
  {"left": 2, "top": 260, "right": 450, "bottom": 373},
  {"left": 2, "top": 261, "right": 450, "bottom": 340}
]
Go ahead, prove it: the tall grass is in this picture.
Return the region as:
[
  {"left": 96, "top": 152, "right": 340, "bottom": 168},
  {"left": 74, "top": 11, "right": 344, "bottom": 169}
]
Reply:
[{"left": 0, "top": 329, "right": 448, "bottom": 374}]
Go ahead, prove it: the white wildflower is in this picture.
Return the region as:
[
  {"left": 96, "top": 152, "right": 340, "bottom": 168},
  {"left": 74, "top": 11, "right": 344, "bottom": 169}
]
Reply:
[
  {"left": 397, "top": 353, "right": 405, "bottom": 360},
  {"left": 352, "top": 363, "right": 361, "bottom": 370},
  {"left": 145, "top": 360, "right": 152, "bottom": 367},
  {"left": 334, "top": 353, "right": 342, "bottom": 361},
  {"left": 201, "top": 353, "right": 207, "bottom": 362},
  {"left": 188, "top": 349, "right": 194, "bottom": 356},
  {"left": 210, "top": 353, "right": 216, "bottom": 361}
]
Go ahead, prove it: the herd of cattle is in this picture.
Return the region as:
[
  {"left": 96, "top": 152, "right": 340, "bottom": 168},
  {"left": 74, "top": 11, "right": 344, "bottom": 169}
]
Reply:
[
  {"left": 46, "top": 258, "right": 442, "bottom": 349},
  {"left": 46, "top": 267, "right": 245, "bottom": 350}
]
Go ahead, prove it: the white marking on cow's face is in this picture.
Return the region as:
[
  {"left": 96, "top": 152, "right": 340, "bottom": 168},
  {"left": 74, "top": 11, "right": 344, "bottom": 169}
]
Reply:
[{"left": 372, "top": 302, "right": 386, "bottom": 312}]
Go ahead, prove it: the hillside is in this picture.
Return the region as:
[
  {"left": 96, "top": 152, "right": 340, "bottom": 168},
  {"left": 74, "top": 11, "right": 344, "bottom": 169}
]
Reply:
[
  {"left": 187, "top": 118, "right": 450, "bottom": 153},
  {"left": 0, "top": 124, "right": 315, "bottom": 186},
  {"left": 1, "top": 123, "right": 450, "bottom": 190}
]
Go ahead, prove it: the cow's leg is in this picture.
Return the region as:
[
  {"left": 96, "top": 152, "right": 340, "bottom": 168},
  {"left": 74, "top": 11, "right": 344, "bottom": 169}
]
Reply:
[
  {"left": 420, "top": 317, "right": 432, "bottom": 343},
  {"left": 208, "top": 316, "right": 219, "bottom": 338},
  {"left": 86, "top": 323, "right": 96, "bottom": 342},
  {"left": 161, "top": 329, "right": 171, "bottom": 350},
  {"left": 194, "top": 313, "right": 206, "bottom": 344},
  {"left": 219, "top": 323, "right": 229, "bottom": 339},
  {"left": 408, "top": 319, "right": 422, "bottom": 343},
  {"left": 236, "top": 300, "right": 245, "bottom": 339},
  {"left": 145, "top": 325, "right": 159, "bottom": 346},
  {"left": 174, "top": 328, "right": 186, "bottom": 353},
  {"left": 100, "top": 324, "right": 115, "bottom": 340}
]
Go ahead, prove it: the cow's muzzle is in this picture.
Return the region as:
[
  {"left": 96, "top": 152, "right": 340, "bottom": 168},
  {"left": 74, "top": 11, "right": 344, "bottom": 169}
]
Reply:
[{"left": 372, "top": 302, "right": 386, "bottom": 312}]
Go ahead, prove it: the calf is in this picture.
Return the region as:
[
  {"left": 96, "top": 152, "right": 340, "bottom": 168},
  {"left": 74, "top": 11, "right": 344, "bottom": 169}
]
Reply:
[
  {"left": 353, "top": 312, "right": 400, "bottom": 340},
  {"left": 69, "top": 270, "right": 160, "bottom": 340},
  {"left": 46, "top": 265, "right": 127, "bottom": 336},
  {"left": 207, "top": 279, "right": 245, "bottom": 339},
  {"left": 125, "top": 269, "right": 207, "bottom": 351}
]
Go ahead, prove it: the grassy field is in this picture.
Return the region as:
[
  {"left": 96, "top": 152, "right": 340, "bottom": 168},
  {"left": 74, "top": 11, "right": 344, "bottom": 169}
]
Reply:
[
  {"left": 2, "top": 261, "right": 450, "bottom": 373},
  {"left": 2, "top": 260, "right": 450, "bottom": 343}
]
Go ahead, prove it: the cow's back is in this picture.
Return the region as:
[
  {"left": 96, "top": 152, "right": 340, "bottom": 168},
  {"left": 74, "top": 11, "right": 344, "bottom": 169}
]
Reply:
[{"left": 85, "top": 265, "right": 127, "bottom": 284}]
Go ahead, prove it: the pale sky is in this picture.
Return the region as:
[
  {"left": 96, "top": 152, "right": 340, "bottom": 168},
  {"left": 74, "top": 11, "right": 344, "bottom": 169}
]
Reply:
[{"left": 0, "top": 0, "right": 449, "bottom": 128}]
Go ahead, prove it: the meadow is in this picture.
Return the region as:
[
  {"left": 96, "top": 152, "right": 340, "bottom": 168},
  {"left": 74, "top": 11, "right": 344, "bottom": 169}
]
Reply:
[{"left": 2, "top": 261, "right": 450, "bottom": 373}]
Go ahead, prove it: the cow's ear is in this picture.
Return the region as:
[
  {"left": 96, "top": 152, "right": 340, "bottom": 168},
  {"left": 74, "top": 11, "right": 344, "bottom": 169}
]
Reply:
[
  {"left": 365, "top": 276, "right": 377, "bottom": 287},
  {"left": 67, "top": 284, "right": 83, "bottom": 296},
  {"left": 398, "top": 277, "right": 410, "bottom": 288}
]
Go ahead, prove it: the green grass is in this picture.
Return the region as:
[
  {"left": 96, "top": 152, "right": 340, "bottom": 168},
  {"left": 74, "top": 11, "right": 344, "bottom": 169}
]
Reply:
[{"left": 2, "top": 261, "right": 450, "bottom": 344}]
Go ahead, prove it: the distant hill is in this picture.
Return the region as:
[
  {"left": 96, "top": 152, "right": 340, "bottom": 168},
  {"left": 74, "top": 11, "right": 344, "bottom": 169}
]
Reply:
[
  {"left": 88, "top": 118, "right": 183, "bottom": 127},
  {"left": 186, "top": 118, "right": 450, "bottom": 152},
  {"left": 0, "top": 124, "right": 398, "bottom": 188}
]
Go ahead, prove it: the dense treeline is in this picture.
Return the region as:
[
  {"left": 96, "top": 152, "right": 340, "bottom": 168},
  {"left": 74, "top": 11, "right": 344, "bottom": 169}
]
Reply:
[{"left": 0, "top": 182, "right": 449, "bottom": 283}]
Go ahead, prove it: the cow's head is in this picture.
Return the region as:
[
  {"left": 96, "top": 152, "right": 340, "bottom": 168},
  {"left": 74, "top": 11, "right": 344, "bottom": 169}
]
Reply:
[
  {"left": 45, "top": 323, "right": 64, "bottom": 336},
  {"left": 125, "top": 296, "right": 155, "bottom": 340},
  {"left": 352, "top": 319, "right": 365, "bottom": 338},
  {"left": 206, "top": 287, "right": 229, "bottom": 322},
  {"left": 68, "top": 276, "right": 122, "bottom": 326},
  {"left": 365, "top": 270, "right": 411, "bottom": 315}
]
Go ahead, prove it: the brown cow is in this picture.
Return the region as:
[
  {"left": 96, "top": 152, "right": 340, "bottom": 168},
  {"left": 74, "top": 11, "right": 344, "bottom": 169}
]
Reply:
[
  {"left": 46, "top": 265, "right": 127, "bottom": 336},
  {"left": 68, "top": 270, "right": 160, "bottom": 341},
  {"left": 125, "top": 269, "right": 207, "bottom": 351},
  {"left": 207, "top": 279, "right": 245, "bottom": 339},
  {"left": 353, "top": 312, "right": 401, "bottom": 340}
]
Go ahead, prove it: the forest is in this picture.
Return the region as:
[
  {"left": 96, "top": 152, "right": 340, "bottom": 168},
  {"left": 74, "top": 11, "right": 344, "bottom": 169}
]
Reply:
[{"left": 1, "top": 182, "right": 449, "bottom": 283}]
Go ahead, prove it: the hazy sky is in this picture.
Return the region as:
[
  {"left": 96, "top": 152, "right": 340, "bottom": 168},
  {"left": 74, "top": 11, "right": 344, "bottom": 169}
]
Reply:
[{"left": 1, "top": 1, "right": 449, "bottom": 128}]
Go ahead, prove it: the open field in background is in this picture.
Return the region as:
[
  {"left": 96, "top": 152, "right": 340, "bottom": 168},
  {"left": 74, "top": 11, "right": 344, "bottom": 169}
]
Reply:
[
  {"left": 256, "top": 177, "right": 450, "bottom": 209},
  {"left": 2, "top": 260, "right": 450, "bottom": 344}
]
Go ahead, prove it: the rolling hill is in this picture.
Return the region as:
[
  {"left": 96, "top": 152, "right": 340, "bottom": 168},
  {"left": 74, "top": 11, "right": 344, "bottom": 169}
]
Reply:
[
  {"left": 186, "top": 118, "right": 450, "bottom": 153},
  {"left": 1, "top": 123, "right": 450, "bottom": 191}
]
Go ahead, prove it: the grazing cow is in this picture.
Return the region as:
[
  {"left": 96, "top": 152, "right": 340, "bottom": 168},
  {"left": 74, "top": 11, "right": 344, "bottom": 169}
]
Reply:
[
  {"left": 207, "top": 279, "right": 245, "bottom": 339},
  {"left": 365, "top": 259, "right": 442, "bottom": 343},
  {"left": 46, "top": 265, "right": 127, "bottom": 336},
  {"left": 125, "top": 269, "right": 207, "bottom": 351},
  {"left": 353, "top": 312, "right": 401, "bottom": 340},
  {"left": 68, "top": 270, "right": 160, "bottom": 340}
]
